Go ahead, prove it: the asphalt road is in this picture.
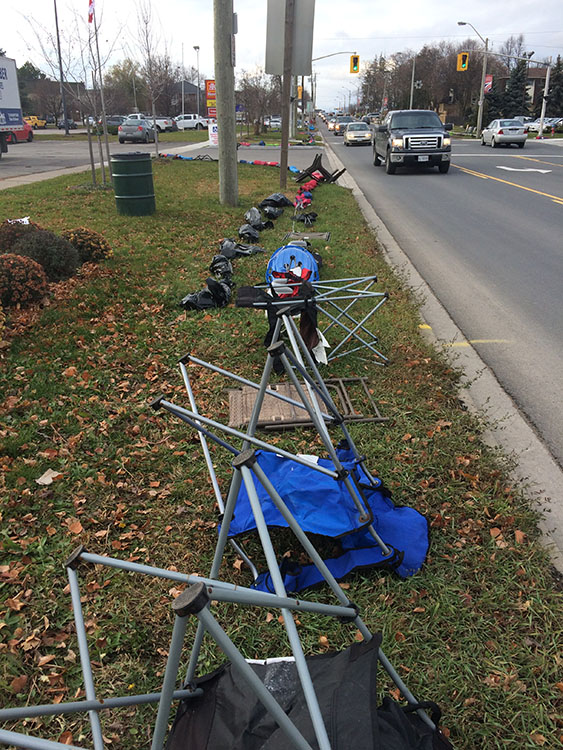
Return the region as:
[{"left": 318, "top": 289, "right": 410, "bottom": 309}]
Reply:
[
  {"left": 326, "top": 126, "right": 563, "bottom": 468},
  {"left": 0, "top": 132, "right": 197, "bottom": 181}
]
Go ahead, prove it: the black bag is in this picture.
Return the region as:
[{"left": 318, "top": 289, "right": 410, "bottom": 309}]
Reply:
[{"left": 166, "top": 636, "right": 453, "bottom": 750}]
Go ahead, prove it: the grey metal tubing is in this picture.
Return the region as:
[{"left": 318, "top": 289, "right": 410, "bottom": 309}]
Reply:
[
  {"left": 282, "top": 316, "right": 378, "bottom": 486},
  {"left": 0, "top": 730, "right": 85, "bottom": 750},
  {"left": 185, "top": 353, "right": 332, "bottom": 420},
  {"left": 275, "top": 347, "right": 390, "bottom": 554},
  {"left": 241, "top": 465, "right": 331, "bottom": 750},
  {"left": 320, "top": 307, "right": 388, "bottom": 363},
  {"left": 179, "top": 360, "right": 259, "bottom": 580},
  {"left": 195, "top": 606, "right": 314, "bottom": 750},
  {"left": 248, "top": 464, "right": 432, "bottom": 729},
  {"left": 66, "top": 567, "right": 105, "bottom": 750},
  {"left": 184, "top": 464, "right": 245, "bottom": 684},
  {"left": 251, "top": 461, "right": 373, "bottom": 617},
  {"left": 162, "top": 404, "right": 240, "bottom": 455},
  {"left": 158, "top": 399, "right": 339, "bottom": 479},
  {"left": 0, "top": 689, "right": 201, "bottom": 722},
  {"left": 322, "top": 294, "right": 387, "bottom": 343},
  {"left": 76, "top": 552, "right": 353, "bottom": 618},
  {"left": 151, "top": 609, "right": 189, "bottom": 750}
]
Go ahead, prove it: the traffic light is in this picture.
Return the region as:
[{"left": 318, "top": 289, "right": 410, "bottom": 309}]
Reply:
[
  {"left": 350, "top": 54, "right": 360, "bottom": 74},
  {"left": 457, "top": 52, "right": 469, "bottom": 71}
]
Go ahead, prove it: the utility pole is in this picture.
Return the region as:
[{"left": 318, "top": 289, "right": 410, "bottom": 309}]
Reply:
[
  {"left": 279, "top": 0, "right": 294, "bottom": 189},
  {"left": 538, "top": 58, "right": 552, "bottom": 138},
  {"left": 409, "top": 55, "right": 416, "bottom": 109},
  {"left": 181, "top": 43, "right": 185, "bottom": 121},
  {"left": 213, "top": 0, "right": 238, "bottom": 206},
  {"left": 53, "top": 0, "right": 69, "bottom": 135}
]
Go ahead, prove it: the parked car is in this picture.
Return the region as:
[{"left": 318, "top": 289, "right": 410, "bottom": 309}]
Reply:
[
  {"left": 6, "top": 121, "right": 34, "bottom": 144},
  {"left": 373, "top": 109, "right": 452, "bottom": 174},
  {"left": 118, "top": 116, "right": 156, "bottom": 144},
  {"left": 269, "top": 116, "right": 282, "bottom": 129},
  {"left": 174, "top": 113, "right": 208, "bottom": 130},
  {"left": 334, "top": 116, "right": 355, "bottom": 135},
  {"left": 57, "top": 119, "right": 78, "bottom": 129},
  {"left": 127, "top": 113, "right": 176, "bottom": 132},
  {"left": 481, "top": 119, "right": 527, "bottom": 148},
  {"left": 344, "top": 121, "right": 372, "bottom": 146},
  {"left": 24, "top": 115, "right": 47, "bottom": 129}
]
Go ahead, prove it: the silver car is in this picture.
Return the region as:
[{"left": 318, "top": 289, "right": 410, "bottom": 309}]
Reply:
[
  {"left": 344, "top": 122, "right": 372, "bottom": 146},
  {"left": 481, "top": 119, "right": 527, "bottom": 148},
  {"left": 118, "top": 117, "right": 156, "bottom": 144}
]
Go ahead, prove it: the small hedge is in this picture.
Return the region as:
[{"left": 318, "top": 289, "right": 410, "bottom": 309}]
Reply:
[
  {"left": 13, "top": 230, "right": 79, "bottom": 282},
  {"left": 0, "top": 220, "right": 43, "bottom": 253},
  {"left": 62, "top": 227, "right": 113, "bottom": 263},
  {"left": 0, "top": 254, "right": 48, "bottom": 307}
]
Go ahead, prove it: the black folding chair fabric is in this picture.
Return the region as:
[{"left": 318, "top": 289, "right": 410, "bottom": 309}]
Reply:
[{"left": 165, "top": 636, "right": 453, "bottom": 750}]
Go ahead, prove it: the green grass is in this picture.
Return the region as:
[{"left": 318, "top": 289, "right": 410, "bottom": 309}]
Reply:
[{"left": 0, "top": 161, "right": 561, "bottom": 749}]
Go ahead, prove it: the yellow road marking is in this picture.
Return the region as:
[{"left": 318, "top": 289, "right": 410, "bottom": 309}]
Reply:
[
  {"left": 448, "top": 339, "right": 511, "bottom": 347},
  {"left": 513, "top": 155, "right": 563, "bottom": 169},
  {"left": 453, "top": 164, "right": 563, "bottom": 202}
]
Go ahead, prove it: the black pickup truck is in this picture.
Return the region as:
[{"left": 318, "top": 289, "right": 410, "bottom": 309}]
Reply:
[{"left": 373, "top": 109, "right": 453, "bottom": 174}]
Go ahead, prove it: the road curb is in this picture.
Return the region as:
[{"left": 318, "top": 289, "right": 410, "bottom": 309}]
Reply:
[{"left": 322, "top": 134, "right": 563, "bottom": 574}]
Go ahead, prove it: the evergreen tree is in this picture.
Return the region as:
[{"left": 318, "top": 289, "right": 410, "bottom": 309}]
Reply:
[
  {"left": 483, "top": 78, "right": 504, "bottom": 123},
  {"left": 502, "top": 60, "right": 529, "bottom": 116},
  {"left": 546, "top": 55, "right": 563, "bottom": 117}
]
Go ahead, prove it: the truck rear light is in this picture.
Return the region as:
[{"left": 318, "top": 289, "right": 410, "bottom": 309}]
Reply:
[{"left": 137, "top": 126, "right": 143, "bottom": 131}]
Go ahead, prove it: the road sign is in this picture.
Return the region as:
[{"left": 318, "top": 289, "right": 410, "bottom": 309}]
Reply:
[{"left": 457, "top": 52, "right": 469, "bottom": 71}]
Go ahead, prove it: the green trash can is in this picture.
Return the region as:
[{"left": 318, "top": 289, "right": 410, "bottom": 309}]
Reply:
[{"left": 111, "top": 152, "right": 156, "bottom": 216}]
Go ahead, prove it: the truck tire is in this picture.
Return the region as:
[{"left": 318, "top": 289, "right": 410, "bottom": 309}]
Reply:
[
  {"left": 438, "top": 162, "right": 450, "bottom": 173},
  {"left": 385, "top": 151, "right": 396, "bottom": 174},
  {"left": 197, "top": 123, "right": 203, "bottom": 130}
]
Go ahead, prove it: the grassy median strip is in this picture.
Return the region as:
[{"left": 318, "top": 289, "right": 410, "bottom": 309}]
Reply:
[{"left": 0, "top": 160, "right": 561, "bottom": 748}]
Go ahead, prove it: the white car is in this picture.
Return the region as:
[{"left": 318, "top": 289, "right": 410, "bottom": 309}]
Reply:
[
  {"left": 481, "top": 119, "right": 527, "bottom": 148},
  {"left": 344, "top": 122, "right": 372, "bottom": 146},
  {"left": 175, "top": 114, "right": 208, "bottom": 130}
]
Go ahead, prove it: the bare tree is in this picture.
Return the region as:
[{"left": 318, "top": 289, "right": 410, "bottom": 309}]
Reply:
[{"left": 136, "top": 0, "right": 169, "bottom": 156}]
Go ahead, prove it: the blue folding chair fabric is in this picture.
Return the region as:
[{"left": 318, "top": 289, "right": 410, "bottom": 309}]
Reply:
[{"left": 226, "top": 448, "right": 429, "bottom": 591}]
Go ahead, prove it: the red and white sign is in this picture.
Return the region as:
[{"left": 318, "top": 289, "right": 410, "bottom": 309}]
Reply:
[
  {"left": 205, "top": 79, "right": 216, "bottom": 100},
  {"left": 88, "top": 0, "right": 94, "bottom": 23},
  {"left": 484, "top": 74, "right": 493, "bottom": 93},
  {"left": 207, "top": 107, "right": 217, "bottom": 118}
]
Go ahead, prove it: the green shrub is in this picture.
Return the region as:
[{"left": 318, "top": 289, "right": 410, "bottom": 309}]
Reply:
[
  {"left": 13, "top": 230, "right": 79, "bottom": 282},
  {"left": 0, "top": 220, "right": 43, "bottom": 253},
  {"left": 0, "top": 253, "right": 48, "bottom": 307},
  {"left": 62, "top": 226, "right": 113, "bottom": 263}
]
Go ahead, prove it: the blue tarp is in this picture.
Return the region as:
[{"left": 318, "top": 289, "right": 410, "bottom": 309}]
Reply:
[{"left": 225, "top": 448, "right": 429, "bottom": 591}]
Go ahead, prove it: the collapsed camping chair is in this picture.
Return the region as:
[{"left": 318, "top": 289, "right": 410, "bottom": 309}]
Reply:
[
  {"left": 150, "top": 301, "right": 428, "bottom": 592},
  {"left": 240, "top": 242, "right": 389, "bottom": 365},
  {"left": 0, "top": 544, "right": 452, "bottom": 750}
]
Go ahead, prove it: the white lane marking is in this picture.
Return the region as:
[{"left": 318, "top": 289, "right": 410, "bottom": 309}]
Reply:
[{"left": 497, "top": 167, "right": 552, "bottom": 173}]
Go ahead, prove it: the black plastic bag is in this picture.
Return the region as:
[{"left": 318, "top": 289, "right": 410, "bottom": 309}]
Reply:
[
  {"left": 295, "top": 211, "right": 318, "bottom": 226},
  {"left": 219, "top": 238, "right": 265, "bottom": 259},
  {"left": 258, "top": 192, "right": 293, "bottom": 208},
  {"left": 180, "top": 277, "right": 232, "bottom": 311},
  {"left": 238, "top": 224, "right": 260, "bottom": 243},
  {"left": 244, "top": 207, "right": 262, "bottom": 227},
  {"left": 262, "top": 205, "right": 284, "bottom": 219},
  {"left": 209, "top": 255, "right": 233, "bottom": 282}
]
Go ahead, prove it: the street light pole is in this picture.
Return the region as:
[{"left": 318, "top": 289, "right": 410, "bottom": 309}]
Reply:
[
  {"left": 193, "top": 45, "right": 200, "bottom": 118},
  {"left": 458, "top": 21, "right": 488, "bottom": 135}
]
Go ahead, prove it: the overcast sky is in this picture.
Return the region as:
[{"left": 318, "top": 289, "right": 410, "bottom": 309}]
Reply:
[{"left": 3, "top": 0, "right": 563, "bottom": 111}]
